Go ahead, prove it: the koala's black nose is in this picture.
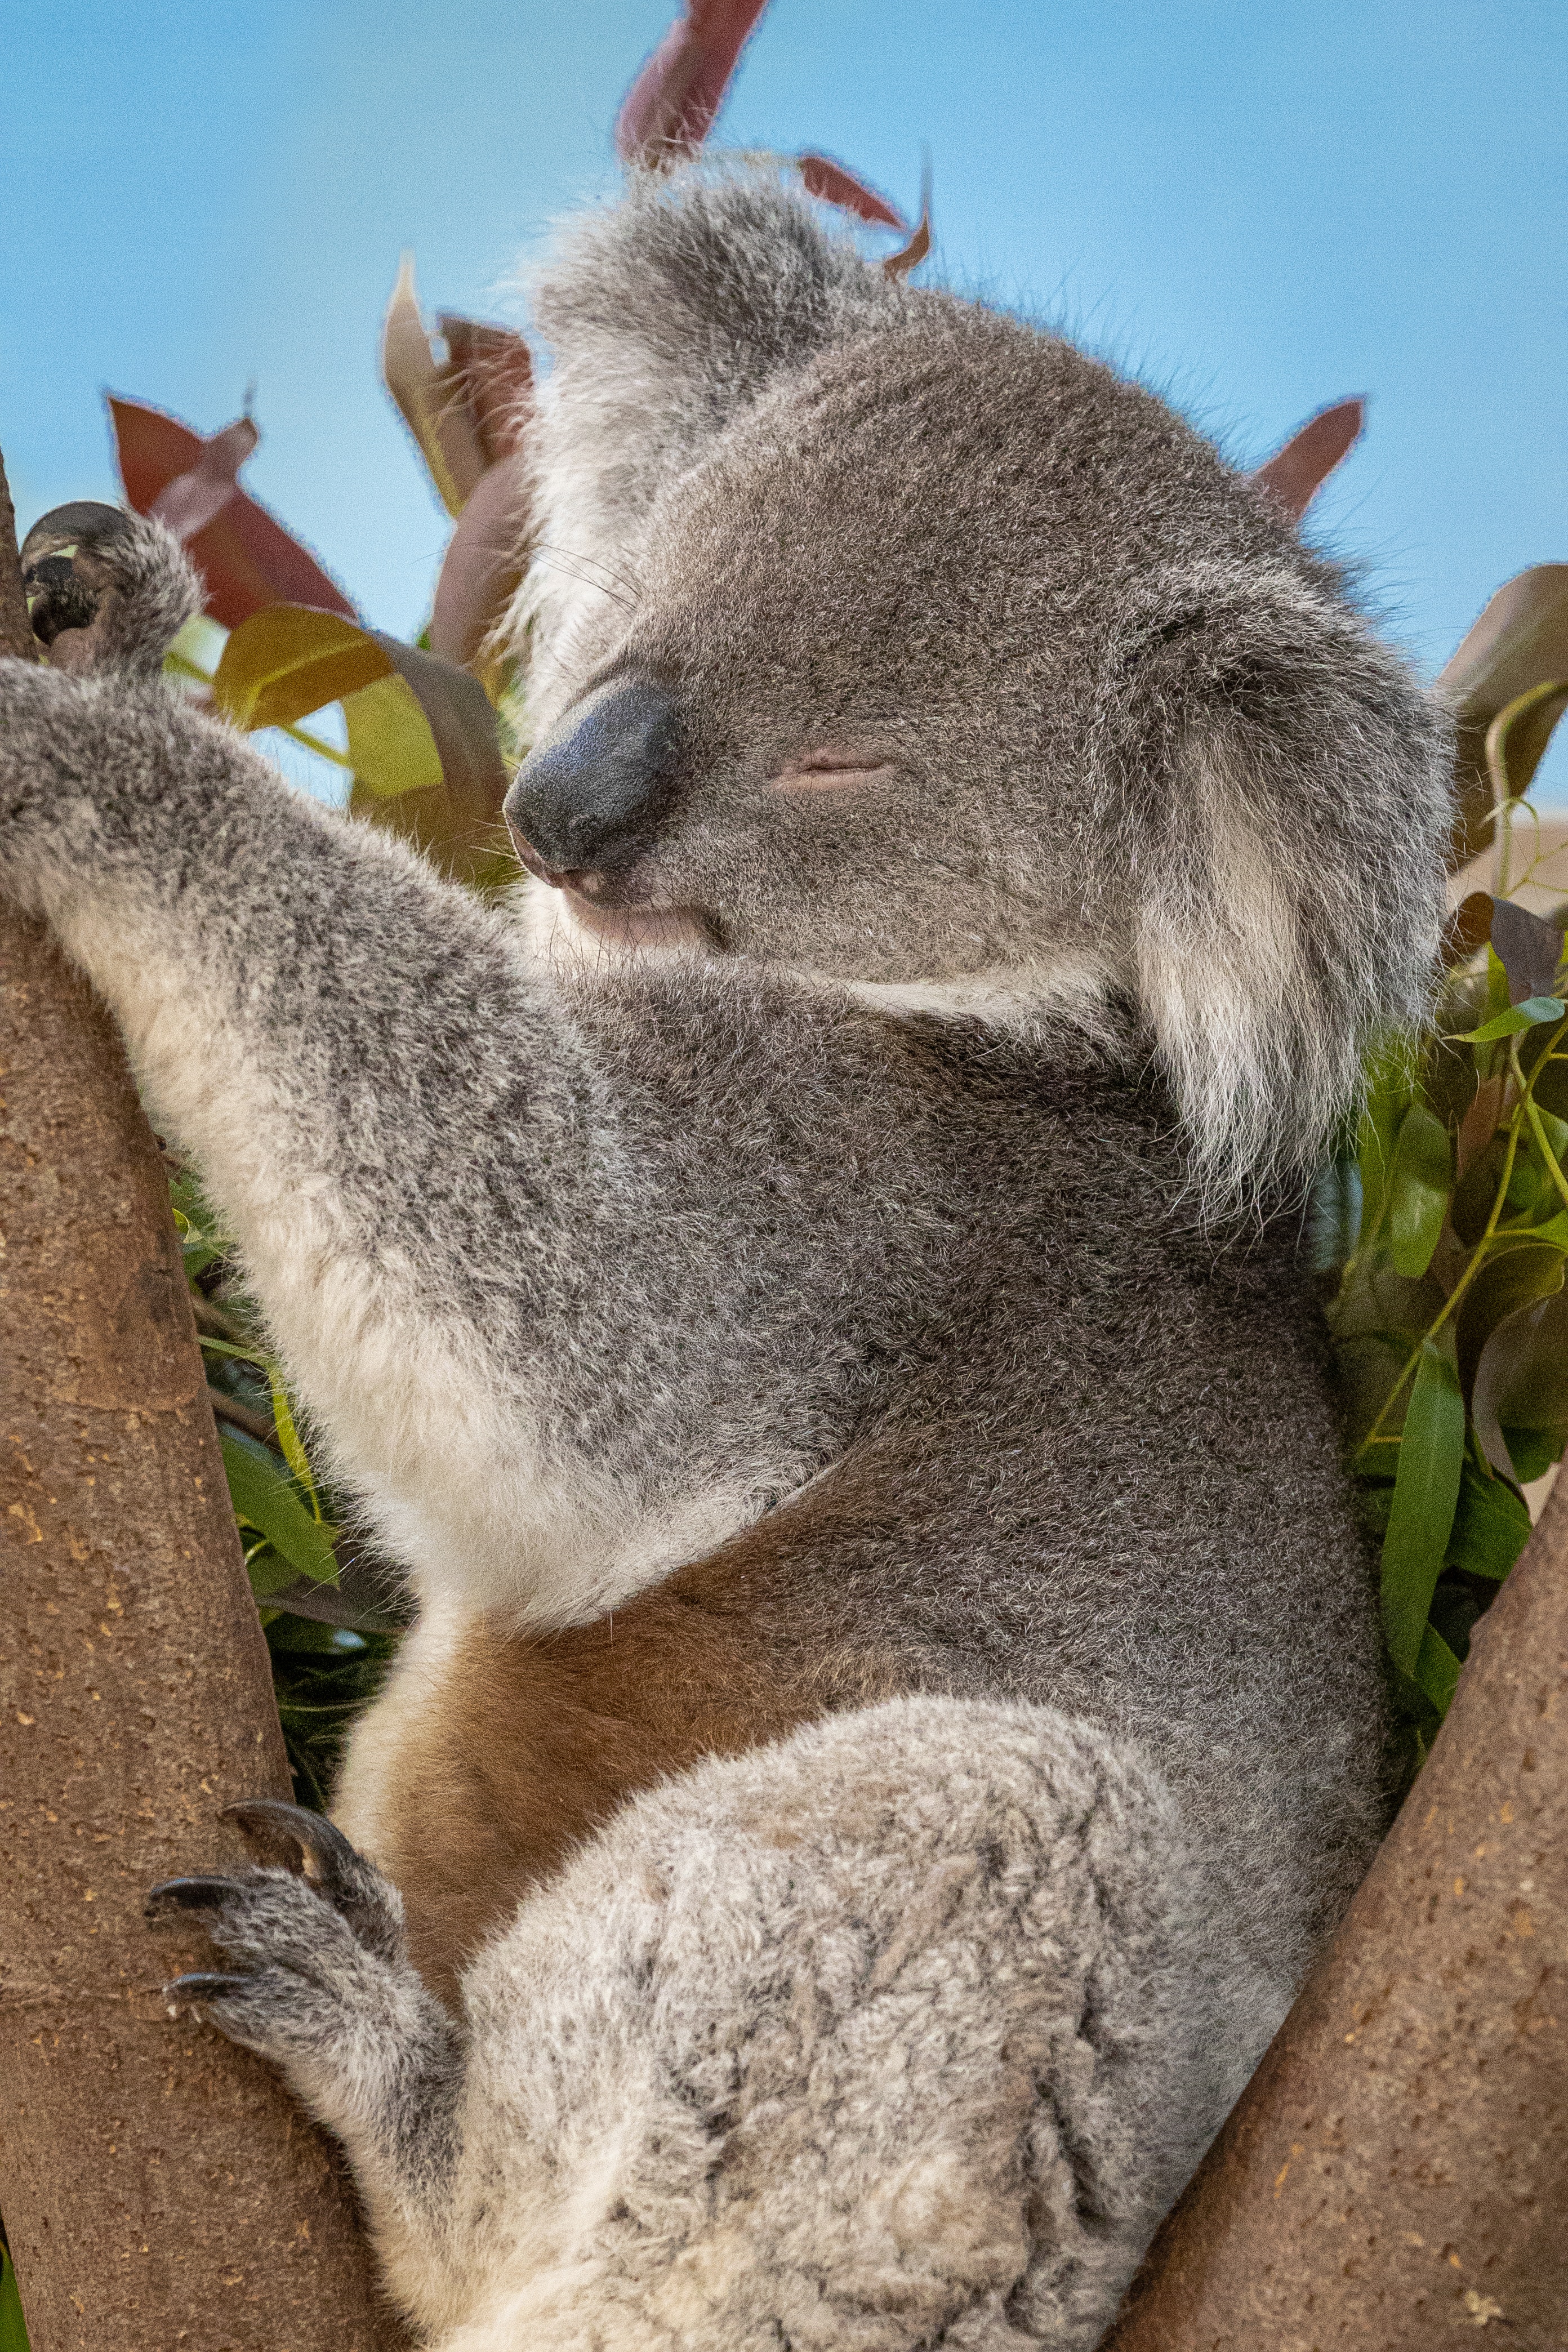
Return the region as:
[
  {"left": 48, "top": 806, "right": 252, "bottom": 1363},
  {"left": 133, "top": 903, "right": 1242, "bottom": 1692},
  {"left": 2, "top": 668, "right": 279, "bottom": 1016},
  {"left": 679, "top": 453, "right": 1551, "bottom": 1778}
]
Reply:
[{"left": 504, "top": 678, "right": 680, "bottom": 879}]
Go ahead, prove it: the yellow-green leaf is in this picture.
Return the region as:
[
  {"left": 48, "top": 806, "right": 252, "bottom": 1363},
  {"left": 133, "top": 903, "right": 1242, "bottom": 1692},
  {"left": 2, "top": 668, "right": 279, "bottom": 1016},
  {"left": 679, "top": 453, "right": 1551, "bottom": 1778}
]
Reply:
[
  {"left": 342, "top": 673, "right": 444, "bottom": 799},
  {"left": 212, "top": 606, "right": 390, "bottom": 732}
]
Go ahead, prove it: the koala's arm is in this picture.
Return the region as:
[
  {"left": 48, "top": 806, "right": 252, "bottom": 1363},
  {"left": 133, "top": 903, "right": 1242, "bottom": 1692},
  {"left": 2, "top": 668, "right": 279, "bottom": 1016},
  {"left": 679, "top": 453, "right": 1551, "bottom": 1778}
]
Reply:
[{"left": 0, "top": 541, "right": 859, "bottom": 1623}]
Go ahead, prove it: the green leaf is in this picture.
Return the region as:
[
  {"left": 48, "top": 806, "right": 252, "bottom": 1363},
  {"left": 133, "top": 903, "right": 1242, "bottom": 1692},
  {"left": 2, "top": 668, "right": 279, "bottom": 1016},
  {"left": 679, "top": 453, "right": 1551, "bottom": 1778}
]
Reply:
[
  {"left": 1355, "top": 1045, "right": 1408, "bottom": 1236},
  {"left": 1380, "top": 1331, "right": 1465, "bottom": 1680},
  {"left": 0, "top": 2247, "right": 29, "bottom": 2352},
  {"left": 1386, "top": 1102, "right": 1451, "bottom": 1277},
  {"left": 1446, "top": 1463, "right": 1532, "bottom": 1583},
  {"left": 1450, "top": 995, "right": 1565, "bottom": 1044},
  {"left": 198, "top": 1332, "right": 271, "bottom": 1368},
  {"left": 218, "top": 1428, "right": 338, "bottom": 1584},
  {"left": 1413, "top": 1622, "right": 1463, "bottom": 1715}
]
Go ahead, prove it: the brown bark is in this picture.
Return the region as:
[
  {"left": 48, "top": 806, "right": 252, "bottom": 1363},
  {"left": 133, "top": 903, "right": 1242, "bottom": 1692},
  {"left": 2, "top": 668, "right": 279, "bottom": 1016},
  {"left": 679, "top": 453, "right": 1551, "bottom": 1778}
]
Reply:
[
  {"left": 0, "top": 456, "right": 403, "bottom": 2346},
  {"left": 1105, "top": 1468, "right": 1568, "bottom": 2349}
]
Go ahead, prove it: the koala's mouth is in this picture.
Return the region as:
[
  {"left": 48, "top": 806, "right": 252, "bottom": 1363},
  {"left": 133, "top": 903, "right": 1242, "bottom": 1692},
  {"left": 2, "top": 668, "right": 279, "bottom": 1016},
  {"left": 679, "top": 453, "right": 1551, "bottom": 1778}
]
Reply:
[
  {"left": 506, "top": 818, "right": 718, "bottom": 952},
  {"left": 559, "top": 887, "right": 717, "bottom": 952}
]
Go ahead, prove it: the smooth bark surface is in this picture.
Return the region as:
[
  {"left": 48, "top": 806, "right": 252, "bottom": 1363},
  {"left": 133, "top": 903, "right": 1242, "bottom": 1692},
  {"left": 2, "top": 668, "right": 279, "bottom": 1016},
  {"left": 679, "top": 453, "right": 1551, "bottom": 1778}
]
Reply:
[
  {"left": 0, "top": 455, "right": 402, "bottom": 2347},
  {"left": 1106, "top": 1469, "right": 1568, "bottom": 2347}
]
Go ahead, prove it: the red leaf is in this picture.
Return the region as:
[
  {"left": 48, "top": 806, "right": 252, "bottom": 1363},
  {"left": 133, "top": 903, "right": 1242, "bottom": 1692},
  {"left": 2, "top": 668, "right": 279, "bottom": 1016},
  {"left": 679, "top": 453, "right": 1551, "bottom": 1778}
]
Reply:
[
  {"left": 436, "top": 317, "right": 534, "bottom": 468},
  {"left": 615, "top": 0, "right": 770, "bottom": 162},
  {"left": 108, "top": 396, "right": 357, "bottom": 630},
  {"left": 883, "top": 208, "right": 931, "bottom": 281},
  {"left": 796, "top": 153, "right": 906, "bottom": 231},
  {"left": 1250, "top": 397, "right": 1365, "bottom": 522},
  {"left": 149, "top": 415, "right": 259, "bottom": 541}
]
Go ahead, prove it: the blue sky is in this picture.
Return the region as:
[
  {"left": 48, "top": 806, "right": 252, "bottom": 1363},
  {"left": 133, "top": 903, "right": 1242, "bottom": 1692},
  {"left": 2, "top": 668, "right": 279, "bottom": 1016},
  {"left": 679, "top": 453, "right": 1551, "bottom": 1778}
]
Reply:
[{"left": 2, "top": 0, "right": 1565, "bottom": 789}]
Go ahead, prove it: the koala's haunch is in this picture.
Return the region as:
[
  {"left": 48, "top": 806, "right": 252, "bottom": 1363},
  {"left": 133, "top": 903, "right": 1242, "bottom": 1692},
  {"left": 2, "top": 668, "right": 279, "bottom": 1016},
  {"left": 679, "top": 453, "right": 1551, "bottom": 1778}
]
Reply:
[{"left": 0, "top": 162, "right": 1451, "bottom": 2349}]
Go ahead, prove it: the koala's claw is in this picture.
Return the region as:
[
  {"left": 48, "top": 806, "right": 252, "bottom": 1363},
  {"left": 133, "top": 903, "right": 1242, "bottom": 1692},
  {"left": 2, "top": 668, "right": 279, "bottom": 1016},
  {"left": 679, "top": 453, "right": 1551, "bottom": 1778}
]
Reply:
[
  {"left": 150, "top": 1802, "right": 408, "bottom": 1983},
  {"left": 221, "top": 1797, "right": 363, "bottom": 1895},
  {"left": 146, "top": 1873, "right": 245, "bottom": 1922}
]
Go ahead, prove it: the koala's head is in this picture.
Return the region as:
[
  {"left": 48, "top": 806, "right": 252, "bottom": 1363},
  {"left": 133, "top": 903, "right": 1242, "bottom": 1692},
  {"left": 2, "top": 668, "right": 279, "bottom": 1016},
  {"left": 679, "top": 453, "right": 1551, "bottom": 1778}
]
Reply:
[{"left": 504, "top": 165, "right": 1452, "bottom": 1203}]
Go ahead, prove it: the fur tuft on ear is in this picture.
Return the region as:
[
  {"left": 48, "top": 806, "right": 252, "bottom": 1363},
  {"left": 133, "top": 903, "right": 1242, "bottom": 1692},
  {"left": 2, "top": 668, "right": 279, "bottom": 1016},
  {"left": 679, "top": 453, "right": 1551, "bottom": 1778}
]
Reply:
[
  {"left": 1114, "top": 565, "right": 1453, "bottom": 1211},
  {"left": 512, "top": 163, "right": 902, "bottom": 689}
]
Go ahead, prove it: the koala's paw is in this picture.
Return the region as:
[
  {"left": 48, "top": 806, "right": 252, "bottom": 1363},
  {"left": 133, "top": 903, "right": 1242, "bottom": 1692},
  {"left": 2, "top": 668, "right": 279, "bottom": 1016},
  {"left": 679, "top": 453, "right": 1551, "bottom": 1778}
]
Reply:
[
  {"left": 146, "top": 1801, "right": 410, "bottom": 2062},
  {"left": 21, "top": 503, "right": 201, "bottom": 679}
]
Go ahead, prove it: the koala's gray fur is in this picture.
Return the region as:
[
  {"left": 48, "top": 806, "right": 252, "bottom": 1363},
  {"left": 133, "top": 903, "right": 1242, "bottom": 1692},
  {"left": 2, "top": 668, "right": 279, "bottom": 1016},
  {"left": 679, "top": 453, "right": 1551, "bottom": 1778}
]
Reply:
[
  {"left": 154, "top": 1703, "right": 1223, "bottom": 2351},
  {"left": 0, "top": 161, "right": 1452, "bottom": 2346}
]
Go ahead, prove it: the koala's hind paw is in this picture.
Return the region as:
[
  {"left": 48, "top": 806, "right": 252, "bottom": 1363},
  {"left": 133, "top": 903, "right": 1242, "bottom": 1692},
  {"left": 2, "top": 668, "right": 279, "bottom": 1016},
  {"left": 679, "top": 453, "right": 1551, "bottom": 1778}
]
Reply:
[
  {"left": 20, "top": 503, "right": 201, "bottom": 679},
  {"left": 146, "top": 1807, "right": 409, "bottom": 2058},
  {"left": 148, "top": 1815, "right": 463, "bottom": 2222},
  {"left": 221, "top": 1796, "right": 406, "bottom": 1958}
]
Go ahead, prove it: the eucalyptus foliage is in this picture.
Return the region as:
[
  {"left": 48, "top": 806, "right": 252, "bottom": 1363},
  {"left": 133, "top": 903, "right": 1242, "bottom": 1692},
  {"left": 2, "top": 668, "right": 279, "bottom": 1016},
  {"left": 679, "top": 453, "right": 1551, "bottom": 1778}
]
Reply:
[{"left": 1320, "top": 648, "right": 1568, "bottom": 1769}]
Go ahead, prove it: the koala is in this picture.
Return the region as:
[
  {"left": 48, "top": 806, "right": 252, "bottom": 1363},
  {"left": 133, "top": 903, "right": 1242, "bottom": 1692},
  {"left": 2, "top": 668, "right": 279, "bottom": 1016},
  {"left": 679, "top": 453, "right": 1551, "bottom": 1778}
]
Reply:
[{"left": 1, "top": 164, "right": 1450, "bottom": 2349}]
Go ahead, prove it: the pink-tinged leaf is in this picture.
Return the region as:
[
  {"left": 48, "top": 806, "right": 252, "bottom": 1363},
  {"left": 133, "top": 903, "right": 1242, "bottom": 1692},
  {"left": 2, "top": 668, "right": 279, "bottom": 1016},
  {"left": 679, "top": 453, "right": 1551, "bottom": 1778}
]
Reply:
[
  {"left": 1472, "top": 1280, "right": 1568, "bottom": 1481},
  {"left": 1250, "top": 397, "right": 1365, "bottom": 522},
  {"left": 796, "top": 153, "right": 906, "bottom": 231},
  {"left": 430, "top": 457, "right": 531, "bottom": 673},
  {"left": 1491, "top": 894, "right": 1567, "bottom": 1006},
  {"left": 1442, "top": 888, "right": 1495, "bottom": 969},
  {"left": 1454, "top": 1070, "right": 1504, "bottom": 1179},
  {"left": 382, "top": 257, "right": 488, "bottom": 518},
  {"left": 615, "top": 0, "right": 769, "bottom": 162},
  {"left": 108, "top": 396, "right": 357, "bottom": 629},
  {"left": 1438, "top": 567, "right": 1568, "bottom": 869},
  {"left": 437, "top": 316, "right": 534, "bottom": 467},
  {"left": 149, "top": 415, "right": 259, "bottom": 542}
]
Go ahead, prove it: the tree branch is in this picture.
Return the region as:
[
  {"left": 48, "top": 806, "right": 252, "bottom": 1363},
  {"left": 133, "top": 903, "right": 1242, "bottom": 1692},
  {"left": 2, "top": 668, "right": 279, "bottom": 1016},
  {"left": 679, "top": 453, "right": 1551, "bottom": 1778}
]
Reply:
[
  {"left": 1104, "top": 1471, "right": 1568, "bottom": 2345},
  {"left": 0, "top": 452, "right": 405, "bottom": 2346}
]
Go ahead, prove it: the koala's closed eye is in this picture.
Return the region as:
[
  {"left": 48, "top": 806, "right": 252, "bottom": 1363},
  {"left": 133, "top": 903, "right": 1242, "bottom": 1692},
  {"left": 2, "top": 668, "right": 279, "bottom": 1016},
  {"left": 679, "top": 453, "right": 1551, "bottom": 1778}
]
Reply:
[{"left": 770, "top": 751, "right": 899, "bottom": 794}]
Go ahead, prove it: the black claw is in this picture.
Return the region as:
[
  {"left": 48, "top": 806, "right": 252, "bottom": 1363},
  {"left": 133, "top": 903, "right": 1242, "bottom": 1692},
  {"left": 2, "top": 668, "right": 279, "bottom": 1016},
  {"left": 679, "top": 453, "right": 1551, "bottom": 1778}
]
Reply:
[
  {"left": 145, "top": 1874, "right": 242, "bottom": 1923},
  {"left": 221, "top": 1797, "right": 363, "bottom": 1891},
  {"left": 163, "top": 1971, "right": 252, "bottom": 2009}
]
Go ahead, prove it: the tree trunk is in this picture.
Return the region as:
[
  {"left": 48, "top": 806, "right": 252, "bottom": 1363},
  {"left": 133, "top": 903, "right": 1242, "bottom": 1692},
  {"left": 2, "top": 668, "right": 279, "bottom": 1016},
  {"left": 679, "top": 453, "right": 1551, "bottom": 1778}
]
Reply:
[
  {"left": 1104, "top": 1468, "right": 1568, "bottom": 2348},
  {"left": 0, "top": 456, "right": 403, "bottom": 2347}
]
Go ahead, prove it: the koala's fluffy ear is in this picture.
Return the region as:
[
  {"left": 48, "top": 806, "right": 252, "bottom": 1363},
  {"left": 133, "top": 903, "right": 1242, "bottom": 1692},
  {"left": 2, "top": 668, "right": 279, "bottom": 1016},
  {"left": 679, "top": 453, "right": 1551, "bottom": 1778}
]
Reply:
[
  {"left": 515, "top": 166, "right": 898, "bottom": 670},
  {"left": 1116, "top": 569, "right": 1453, "bottom": 1208}
]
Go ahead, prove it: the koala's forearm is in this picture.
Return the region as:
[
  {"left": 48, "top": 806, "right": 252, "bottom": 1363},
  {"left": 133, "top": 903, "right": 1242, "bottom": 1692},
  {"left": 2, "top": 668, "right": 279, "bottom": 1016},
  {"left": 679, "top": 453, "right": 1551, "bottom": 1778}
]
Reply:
[
  {"left": 0, "top": 667, "right": 627, "bottom": 1598},
  {"left": 0, "top": 659, "right": 861, "bottom": 1623}
]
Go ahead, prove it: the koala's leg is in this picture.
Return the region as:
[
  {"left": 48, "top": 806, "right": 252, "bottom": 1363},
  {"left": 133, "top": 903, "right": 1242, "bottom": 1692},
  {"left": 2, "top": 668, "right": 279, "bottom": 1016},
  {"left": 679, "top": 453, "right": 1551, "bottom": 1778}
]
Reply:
[{"left": 168, "top": 1699, "right": 1240, "bottom": 2351}]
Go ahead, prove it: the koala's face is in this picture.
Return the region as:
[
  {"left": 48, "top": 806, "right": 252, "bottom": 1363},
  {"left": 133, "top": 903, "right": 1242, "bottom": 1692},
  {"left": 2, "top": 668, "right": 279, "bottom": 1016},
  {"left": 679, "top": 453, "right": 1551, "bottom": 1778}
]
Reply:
[
  {"left": 509, "top": 311, "right": 1268, "bottom": 999},
  {"left": 507, "top": 172, "right": 1450, "bottom": 1197}
]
